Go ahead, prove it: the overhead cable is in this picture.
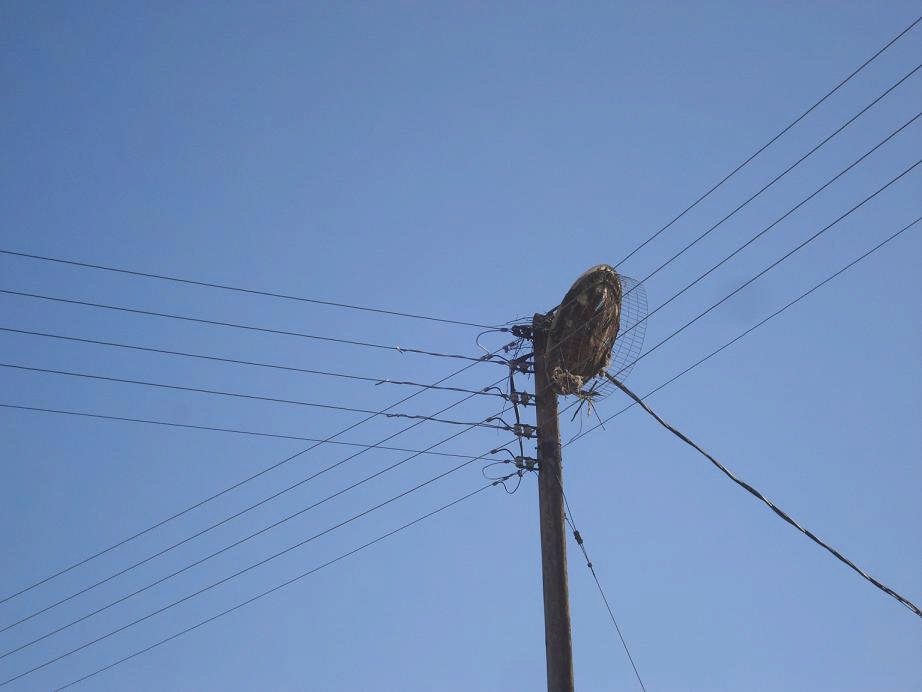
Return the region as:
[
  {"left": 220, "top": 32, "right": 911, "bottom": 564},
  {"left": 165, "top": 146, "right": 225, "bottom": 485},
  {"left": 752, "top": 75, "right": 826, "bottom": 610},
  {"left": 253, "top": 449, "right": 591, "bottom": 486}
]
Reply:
[
  {"left": 0, "top": 374, "right": 511, "bottom": 632},
  {"left": 604, "top": 111, "right": 922, "bottom": 356},
  {"left": 0, "top": 403, "right": 510, "bottom": 461},
  {"left": 620, "top": 157, "right": 921, "bottom": 371},
  {"left": 0, "top": 327, "right": 508, "bottom": 398},
  {"left": 604, "top": 373, "right": 922, "bottom": 619},
  {"left": 0, "top": 405, "right": 513, "bottom": 656},
  {"left": 613, "top": 14, "right": 922, "bottom": 268},
  {"left": 3, "top": 471, "right": 522, "bottom": 688},
  {"left": 549, "top": 466, "right": 647, "bottom": 691},
  {"left": 0, "top": 288, "right": 505, "bottom": 364},
  {"left": 0, "top": 249, "right": 500, "bottom": 329},
  {"left": 0, "top": 342, "right": 511, "bottom": 607},
  {"left": 0, "top": 362, "right": 512, "bottom": 431},
  {"left": 633, "top": 68, "right": 920, "bottom": 288}
]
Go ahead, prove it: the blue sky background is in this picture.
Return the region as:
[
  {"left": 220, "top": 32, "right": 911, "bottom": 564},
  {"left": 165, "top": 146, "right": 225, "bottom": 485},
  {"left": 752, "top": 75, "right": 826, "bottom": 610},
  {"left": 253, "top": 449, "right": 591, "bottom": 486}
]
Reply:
[{"left": 1, "top": 2, "right": 920, "bottom": 690}]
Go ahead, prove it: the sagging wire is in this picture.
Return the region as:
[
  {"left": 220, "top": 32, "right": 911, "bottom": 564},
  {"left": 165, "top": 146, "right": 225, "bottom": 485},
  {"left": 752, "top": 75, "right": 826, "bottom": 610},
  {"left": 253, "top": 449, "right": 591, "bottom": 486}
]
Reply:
[
  {"left": 546, "top": 463, "right": 648, "bottom": 692},
  {"left": 481, "top": 448, "right": 537, "bottom": 495},
  {"left": 603, "top": 371, "right": 922, "bottom": 620}
]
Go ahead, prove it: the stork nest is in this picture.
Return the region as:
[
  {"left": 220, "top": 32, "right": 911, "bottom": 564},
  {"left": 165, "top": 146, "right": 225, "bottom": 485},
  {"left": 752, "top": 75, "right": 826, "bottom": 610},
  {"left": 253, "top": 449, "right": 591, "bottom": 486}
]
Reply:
[{"left": 546, "top": 264, "right": 622, "bottom": 396}]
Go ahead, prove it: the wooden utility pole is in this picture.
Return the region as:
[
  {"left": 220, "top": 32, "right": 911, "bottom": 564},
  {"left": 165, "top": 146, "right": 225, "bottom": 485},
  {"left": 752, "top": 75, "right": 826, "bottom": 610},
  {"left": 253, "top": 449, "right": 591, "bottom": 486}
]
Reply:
[{"left": 532, "top": 313, "right": 575, "bottom": 692}]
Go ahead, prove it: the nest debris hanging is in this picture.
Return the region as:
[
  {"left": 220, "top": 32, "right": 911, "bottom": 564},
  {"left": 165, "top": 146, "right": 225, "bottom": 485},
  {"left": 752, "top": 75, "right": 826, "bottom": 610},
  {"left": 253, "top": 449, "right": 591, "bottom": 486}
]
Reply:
[{"left": 546, "top": 264, "right": 622, "bottom": 396}]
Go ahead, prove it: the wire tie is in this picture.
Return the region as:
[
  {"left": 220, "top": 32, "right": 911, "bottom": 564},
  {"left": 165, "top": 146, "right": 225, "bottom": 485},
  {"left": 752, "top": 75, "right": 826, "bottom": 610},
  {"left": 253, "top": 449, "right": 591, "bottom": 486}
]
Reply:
[{"left": 573, "top": 530, "right": 584, "bottom": 546}]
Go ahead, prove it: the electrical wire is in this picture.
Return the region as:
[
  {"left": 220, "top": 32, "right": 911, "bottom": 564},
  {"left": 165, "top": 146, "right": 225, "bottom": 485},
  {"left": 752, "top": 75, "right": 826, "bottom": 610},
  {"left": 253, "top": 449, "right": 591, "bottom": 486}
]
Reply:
[
  {"left": 632, "top": 67, "right": 920, "bottom": 289},
  {"left": 548, "top": 466, "right": 647, "bottom": 692},
  {"left": 0, "top": 288, "right": 506, "bottom": 364},
  {"left": 616, "top": 157, "right": 921, "bottom": 374},
  {"left": 547, "top": 97, "right": 920, "bottom": 329},
  {"left": 0, "top": 362, "right": 512, "bottom": 431},
  {"left": 535, "top": 28, "right": 920, "bottom": 323},
  {"left": 0, "top": 403, "right": 514, "bottom": 658},
  {"left": 612, "top": 14, "right": 922, "bottom": 268},
  {"left": 0, "top": 249, "right": 501, "bottom": 329},
  {"left": 2, "top": 470, "right": 524, "bottom": 688},
  {"left": 604, "top": 374, "right": 922, "bottom": 619},
  {"left": 0, "top": 342, "right": 512, "bottom": 606},
  {"left": 599, "top": 111, "right": 922, "bottom": 361},
  {"left": 53, "top": 474, "right": 516, "bottom": 690},
  {"left": 0, "top": 326, "right": 508, "bottom": 398},
  {"left": 0, "top": 402, "right": 510, "bottom": 461},
  {"left": 0, "top": 377, "right": 511, "bottom": 633}
]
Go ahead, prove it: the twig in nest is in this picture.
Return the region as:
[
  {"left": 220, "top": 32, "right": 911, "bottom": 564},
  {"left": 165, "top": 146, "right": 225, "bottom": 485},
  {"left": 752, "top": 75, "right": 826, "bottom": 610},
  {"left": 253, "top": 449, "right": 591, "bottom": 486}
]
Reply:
[{"left": 570, "top": 379, "right": 605, "bottom": 430}]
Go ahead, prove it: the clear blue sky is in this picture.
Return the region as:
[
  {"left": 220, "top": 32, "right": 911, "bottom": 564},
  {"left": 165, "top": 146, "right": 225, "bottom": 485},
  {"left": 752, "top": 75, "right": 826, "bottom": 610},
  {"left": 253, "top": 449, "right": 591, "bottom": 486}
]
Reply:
[{"left": 1, "top": 2, "right": 920, "bottom": 690}]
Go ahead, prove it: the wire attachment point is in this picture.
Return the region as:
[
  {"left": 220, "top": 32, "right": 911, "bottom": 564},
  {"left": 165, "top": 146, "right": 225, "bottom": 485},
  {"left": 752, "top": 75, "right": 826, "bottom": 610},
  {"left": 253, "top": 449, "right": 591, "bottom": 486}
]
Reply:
[
  {"left": 513, "top": 423, "right": 537, "bottom": 439},
  {"left": 515, "top": 456, "right": 538, "bottom": 471},
  {"left": 510, "top": 325, "right": 534, "bottom": 340},
  {"left": 509, "top": 391, "right": 533, "bottom": 407}
]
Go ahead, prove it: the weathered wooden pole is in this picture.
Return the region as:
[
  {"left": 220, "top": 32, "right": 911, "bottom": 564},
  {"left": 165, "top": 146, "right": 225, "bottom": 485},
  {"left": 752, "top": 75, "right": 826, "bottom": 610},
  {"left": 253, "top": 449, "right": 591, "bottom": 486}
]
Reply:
[{"left": 532, "top": 312, "right": 575, "bottom": 692}]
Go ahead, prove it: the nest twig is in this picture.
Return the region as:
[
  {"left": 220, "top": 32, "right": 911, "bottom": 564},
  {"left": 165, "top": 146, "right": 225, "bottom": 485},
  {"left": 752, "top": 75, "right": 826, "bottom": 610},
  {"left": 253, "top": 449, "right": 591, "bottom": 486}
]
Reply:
[{"left": 546, "top": 264, "right": 622, "bottom": 396}]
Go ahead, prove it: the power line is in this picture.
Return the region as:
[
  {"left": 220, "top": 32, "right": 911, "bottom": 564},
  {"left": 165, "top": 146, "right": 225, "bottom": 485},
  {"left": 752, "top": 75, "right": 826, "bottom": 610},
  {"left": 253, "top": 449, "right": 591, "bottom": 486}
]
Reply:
[
  {"left": 612, "top": 14, "right": 922, "bottom": 268},
  {"left": 0, "top": 402, "right": 511, "bottom": 461},
  {"left": 0, "top": 403, "right": 512, "bottom": 656},
  {"left": 573, "top": 127, "right": 919, "bottom": 412},
  {"left": 549, "top": 466, "right": 647, "bottom": 691},
  {"left": 54, "top": 476, "right": 513, "bottom": 691},
  {"left": 618, "top": 157, "right": 921, "bottom": 373},
  {"left": 567, "top": 216, "right": 921, "bottom": 443},
  {"left": 0, "top": 362, "right": 512, "bottom": 431},
  {"left": 602, "top": 111, "right": 922, "bottom": 359},
  {"left": 0, "top": 288, "right": 506, "bottom": 364},
  {"left": 0, "top": 326, "right": 510, "bottom": 398},
  {"left": 0, "top": 249, "right": 501, "bottom": 329},
  {"left": 0, "top": 343, "right": 512, "bottom": 606},
  {"left": 0, "top": 376, "right": 509, "bottom": 630},
  {"left": 604, "top": 374, "right": 922, "bottom": 619},
  {"left": 633, "top": 67, "right": 920, "bottom": 289},
  {"left": 536, "top": 68, "right": 919, "bottom": 330},
  {"left": 3, "top": 469, "right": 522, "bottom": 688}
]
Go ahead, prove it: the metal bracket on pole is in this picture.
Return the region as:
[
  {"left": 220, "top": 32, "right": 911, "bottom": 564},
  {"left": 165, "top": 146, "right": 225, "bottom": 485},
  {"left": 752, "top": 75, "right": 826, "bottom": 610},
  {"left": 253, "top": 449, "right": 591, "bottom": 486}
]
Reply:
[
  {"left": 513, "top": 423, "right": 537, "bottom": 439},
  {"left": 510, "top": 391, "right": 533, "bottom": 407},
  {"left": 515, "top": 456, "right": 539, "bottom": 471}
]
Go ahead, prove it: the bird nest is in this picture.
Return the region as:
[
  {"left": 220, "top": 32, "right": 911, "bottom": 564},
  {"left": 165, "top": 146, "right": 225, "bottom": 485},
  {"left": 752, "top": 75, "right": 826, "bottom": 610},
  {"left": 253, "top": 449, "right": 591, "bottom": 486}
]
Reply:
[{"left": 546, "top": 264, "right": 622, "bottom": 396}]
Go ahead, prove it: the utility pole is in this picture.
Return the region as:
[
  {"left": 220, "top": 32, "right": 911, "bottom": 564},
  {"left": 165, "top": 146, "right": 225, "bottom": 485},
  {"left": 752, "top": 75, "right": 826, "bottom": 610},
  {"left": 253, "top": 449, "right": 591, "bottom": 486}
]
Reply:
[{"left": 532, "top": 312, "right": 575, "bottom": 692}]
